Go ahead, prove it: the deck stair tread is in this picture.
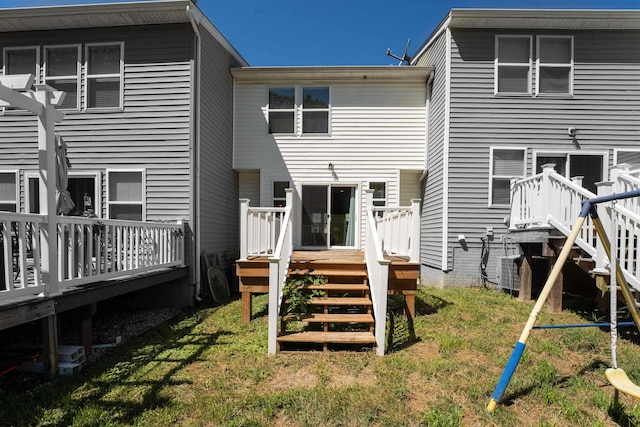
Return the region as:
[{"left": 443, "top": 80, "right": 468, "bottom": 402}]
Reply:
[
  {"left": 304, "top": 283, "right": 369, "bottom": 291},
  {"left": 277, "top": 331, "right": 376, "bottom": 344},
  {"left": 283, "top": 313, "right": 374, "bottom": 323},
  {"left": 289, "top": 269, "right": 367, "bottom": 277},
  {"left": 309, "top": 297, "right": 372, "bottom": 306}
]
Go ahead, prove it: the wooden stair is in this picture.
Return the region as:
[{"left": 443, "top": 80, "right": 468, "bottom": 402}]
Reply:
[{"left": 277, "top": 258, "right": 376, "bottom": 353}]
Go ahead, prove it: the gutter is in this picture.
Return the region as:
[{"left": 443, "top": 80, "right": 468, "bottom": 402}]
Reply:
[
  {"left": 420, "top": 70, "right": 436, "bottom": 184},
  {"left": 187, "top": 4, "right": 202, "bottom": 301}
]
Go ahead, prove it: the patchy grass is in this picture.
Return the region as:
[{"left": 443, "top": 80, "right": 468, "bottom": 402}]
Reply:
[{"left": 2, "top": 287, "right": 640, "bottom": 426}]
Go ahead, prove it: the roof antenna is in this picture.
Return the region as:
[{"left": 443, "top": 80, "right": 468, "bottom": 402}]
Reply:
[{"left": 386, "top": 38, "right": 412, "bottom": 65}]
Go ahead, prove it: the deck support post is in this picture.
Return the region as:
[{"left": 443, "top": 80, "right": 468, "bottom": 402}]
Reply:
[
  {"left": 41, "top": 314, "right": 58, "bottom": 381},
  {"left": 547, "top": 259, "right": 564, "bottom": 313},
  {"left": 241, "top": 285, "right": 252, "bottom": 325},
  {"left": 518, "top": 254, "right": 533, "bottom": 302}
]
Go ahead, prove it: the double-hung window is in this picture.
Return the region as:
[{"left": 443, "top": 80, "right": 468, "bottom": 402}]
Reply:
[
  {"left": 268, "top": 86, "right": 330, "bottom": 135},
  {"left": 495, "top": 36, "right": 532, "bottom": 95},
  {"left": 537, "top": 36, "right": 573, "bottom": 95},
  {"left": 107, "top": 170, "right": 144, "bottom": 221},
  {"left": 4, "top": 46, "right": 39, "bottom": 79},
  {"left": 44, "top": 45, "right": 80, "bottom": 110},
  {"left": 268, "top": 87, "right": 295, "bottom": 134},
  {"left": 489, "top": 148, "right": 526, "bottom": 207},
  {"left": 302, "top": 87, "right": 329, "bottom": 133},
  {"left": 0, "top": 171, "right": 18, "bottom": 212},
  {"left": 86, "top": 42, "right": 123, "bottom": 109},
  {"left": 369, "top": 182, "right": 386, "bottom": 207},
  {"left": 273, "top": 181, "right": 289, "bottom": 207}
]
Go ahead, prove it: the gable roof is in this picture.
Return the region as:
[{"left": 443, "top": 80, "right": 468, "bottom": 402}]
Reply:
[
  {"left": 412, "top": 8, "right": 640, "bottom": 65},
  {"left": 0, "top": 0, "right": 247, "bottom": 66}
]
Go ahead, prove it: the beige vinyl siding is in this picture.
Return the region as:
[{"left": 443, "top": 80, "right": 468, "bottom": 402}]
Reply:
[
  {"left": 415, "top": 32, "right": 447, "bottom": 270},
  {"left": 399, "top": 170, "right": 421, "bottom": 206},
  {"left": 234, "top": 80, "right": 426, "bottom": 247},
  {"left": 446, "top": 28, "right": 640, "bottom": 260},
  {"left": 0, "top": 24, "right": 193, "bottom": 220},
  {"left": 198, "top": 28, "right": 243, "bottom": 258},
  {"left": 239, "top": 170, "right": 261, "bottom": 206}
]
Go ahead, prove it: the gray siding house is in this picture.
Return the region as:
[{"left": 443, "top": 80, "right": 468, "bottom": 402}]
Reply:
[
  {"left": 412, "top": 9, "right": 640, "bottom": 288},
  {"left": 0, "top": 1, "right": 247, "bottom": 302}
]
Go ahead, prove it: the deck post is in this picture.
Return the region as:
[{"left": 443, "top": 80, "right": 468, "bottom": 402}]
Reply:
[
  {"left": 541, "top": 164, "right": 556, "bottom": 226},
  {"left": 518, "top": 253, "right": 533, "bottom": 302},
  {"left": 239, "top": 198, "right": 249, "bottom": 260},
  {"left": 41, "top": 314, "right": 58, "bottom": 381},
  {"left": 410, "top": 199, "right": 421, "bottom": 263}
]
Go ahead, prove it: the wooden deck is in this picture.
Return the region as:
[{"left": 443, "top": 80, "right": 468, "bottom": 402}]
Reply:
[{"left": 236, "top": 249, "right": 420, "bottom": 326}]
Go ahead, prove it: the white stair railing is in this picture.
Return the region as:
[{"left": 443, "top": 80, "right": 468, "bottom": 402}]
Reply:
[
  {"left": 374, "top": 199, "right": 421, "bottom": 262},
  {"left": 239, "top": 199, "right": 286, "bottom": 259},
  {"left": 364, "top": 189, "right": 390, "bottom": 356},
  {"left": 607, "top": 202, "right": 640, "bottom": 291},
  {"left": 267, "top": 189, "right": 294, "bottom": 355}
]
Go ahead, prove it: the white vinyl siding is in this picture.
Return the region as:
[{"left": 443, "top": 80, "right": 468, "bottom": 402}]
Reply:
[
  {"left": 85, "top": 42, "right": 123, "bottom": 110},
  {"left": 107, "top": 170, "right": 145, "bottom": 221},
  {"left": 537, "top": 36, "right": 573, "bottom": 96},
  {"left": 44, "top": 44, "right": 81, "bottom": 110},
  {"left": 615, "top": 150, "right": 640, "bottom": 169},
  {"left": 0, "top": 171, "right": 18, "bottom": 212},
  {"left": 495, "top": 35, "right": 532, "bottom": 95},
  {"left": 489, "top": 147, "right": 525, "bottom": 207}
]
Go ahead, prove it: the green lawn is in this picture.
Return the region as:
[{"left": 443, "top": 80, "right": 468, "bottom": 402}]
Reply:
[{"left": 2, "top": 287, "right": 640, "bottom": 426}]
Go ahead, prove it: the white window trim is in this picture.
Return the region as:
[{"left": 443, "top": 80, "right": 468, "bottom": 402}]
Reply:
[
  {"left": 24, "top": 171, "right": 39, "bottom": 214},
  {"left": 272, "top": 180, "right": 290, "bottom": 207},
  {"left": 301, "top": 86, "right": 331, "bottom": 136},
  {"left": 106, "top": 169, "right": 145, "bottom": 221},
  {"left": 0, "top": 169, "right": 19, "bottom": 212},
  {"left": 267, "top": 86, "right": 296, "bottom": 135},
  {"left": 489, "top": 146, "right": 526, "bottom": 208},
  {"left": 3, "top": 46, "right": 40, "bottom": 82},
  {"left": 84, "top": 41, "right": 124, "bottom": 111},
  {"left": 266, "top": 85, "right": 331, "bottom": 137},
  {"left": 43, "top": 44, "right": 81, "bottom": 111},
  {"left": 368, "top": 181, "right": 387, "bottom": 207},
  {"left": 24, "top": 170, "right": 102, "bottom": 216},
  {"left": 495, "top": 35, "right": 533, "bottom": 96},
  {"left": 535, "top": 35, "right": 574, "bottom": 97},
  {"left": 613, "top": 149, "right": 640, "bottom": 169},
  {"left": 532, "top": 150, "right": 608, "bottom": 183}
]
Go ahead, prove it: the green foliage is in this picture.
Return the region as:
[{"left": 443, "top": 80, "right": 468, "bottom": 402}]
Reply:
[{"left": 282, "top": 274, "right": 325, "bottom": 317}]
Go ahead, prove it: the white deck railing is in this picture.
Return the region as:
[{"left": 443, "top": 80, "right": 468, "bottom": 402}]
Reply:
[
  {"left": 267, "top": 189, "right": 294, "bottom": 355},
  {"left": 365, "top": 189, "right": 391, "bottom": 356},
  {"left": 1, "top": 212, "right": 185, "bottom": 301},
  {"left": 374, "top": 199, "right": 421, "bottom": 262},
  {"left": 510, "top": 163, "right": 640, "bottom": 291},
  {"left": 239, "top": 199, "right": 287, "bottom": 259}
]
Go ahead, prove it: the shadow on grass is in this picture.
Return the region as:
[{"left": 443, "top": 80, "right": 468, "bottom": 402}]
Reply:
[
  {"left": 0, "top": 311, "right": 233, "bottom": 426},
  {"left": 501, "top": 357, "right": 608, "bottom": 407},
  {"left": 386, "top": 292, "right": 451, "bottom": 353}
]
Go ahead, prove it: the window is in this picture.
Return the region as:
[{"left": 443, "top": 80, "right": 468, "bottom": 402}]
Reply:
[
  {"left": 615, "top": 150, "right": 640, "bottom": 170},
  {"left": 0, "top": 171, "right": 18, "bottom": 212},
  {"left": 537, "top": 36, "right": 573, "bottom": 95},
  {"left": 86, "top": 43, "right": 123, "bottom": 109},
  {"left": 535, "top": 153, "right": 604, "bottom": 194},
  {"left": 490, "top": 148, "right": 525, "bottom": 206},
  {"left": 44, "top": 45, "right": 80, "bottom": 110},
  {"left": 4, "top": 46, "right": 39, "bottom": 78},
  {"left": 273, "top": 181, "right": 289, "bottom": 207},
  {"left": 107, "top": 170, "right": 144, "bottom": 221},
  {"left": 268, "top": 87, "right": 295, "bottom": 134},
  {"left": 302, "top": 87, "right": 329, "bottom": 134},
  {"left": 495, "top": 36, "right": 532, "bottom": 95},
  {"left": 369, "top": 182, "right": 386, "bottom": 207}
]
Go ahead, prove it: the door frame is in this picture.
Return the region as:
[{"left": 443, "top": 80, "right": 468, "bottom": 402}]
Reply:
[
  {"left": 532, "top": 150, "right": 608, "bottom": 190},
  {"left": 297, "top": 182, "right": 360, "bottom": 250},
  {"left": 24, "top": 170, "right": 102, "bottom": 216}
]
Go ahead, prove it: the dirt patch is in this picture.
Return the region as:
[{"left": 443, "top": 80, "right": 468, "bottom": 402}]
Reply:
[{"left": 262, "top": 364, "right": 318, "bottom": 393}]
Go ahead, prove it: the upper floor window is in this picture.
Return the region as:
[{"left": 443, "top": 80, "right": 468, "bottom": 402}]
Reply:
[
  {"left": 495, "top": 35, "right": 532, "bottom": 95},
  {"left": 302, "top": 87, "right": 329, "bottom": 134},
  {"left": 4, "top": 46, "right": 39, "bottom": 78},
  {"left": 86, "top": 43, "right": 123, "bottom": 109},
  {"left": 268, "top": 87, "right": 295, "bottom": 134},
  {"left": 107, "top": 170, "right": 144, "bottom": 221},
  {"left": 0, "top": 171, "right": 18, "bottom": 212},
  {"left": 267, "top": 86, "right": 330, "bottom": 135},
  {"left": 537, "top": 36, "right": 573, "bottom": 95},
  {"left": 44, "top": 45, "right": 81, "bottom": 110},
  {"left": 489, "top": 147, "right": 526, "bottom": 207}
]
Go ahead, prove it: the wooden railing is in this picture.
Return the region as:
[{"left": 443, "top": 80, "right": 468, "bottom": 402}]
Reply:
[
  {"left": 0, "top": 212, "right": 185, "bottom": 301},
  {"left": 267, "top": 189, "right": 294, "bottom": 355},
  {"left": 239, "top": 199, "right": 286, "bottom": 259},
  {"left": 365, "top": 189, "right": 390, "bottom": 356},
  {"left": 374, "top": 199, "right": 421, "bottom": 262}
]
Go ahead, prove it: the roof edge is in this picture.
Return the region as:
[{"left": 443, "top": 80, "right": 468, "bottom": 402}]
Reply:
[{"left": 231, "top": 66, "right": 434, "bottom": 82}]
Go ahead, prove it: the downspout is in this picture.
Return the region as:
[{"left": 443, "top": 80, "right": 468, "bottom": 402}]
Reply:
[
  {"left": 187, "top": 4, "right": 202, "bottom": 301},
  {"left": 419, "top": 70, "right": 435, "bottom": 185}
]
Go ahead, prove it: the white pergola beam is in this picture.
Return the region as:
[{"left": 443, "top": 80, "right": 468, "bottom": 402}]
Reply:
[
  {"left": 0, "top": 83, "right": 43, "bottom": 115},
  {"left": 0, "top": 74, "right": 34, "bottom": 90}
]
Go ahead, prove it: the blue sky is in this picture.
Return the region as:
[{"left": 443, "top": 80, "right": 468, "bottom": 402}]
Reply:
[{"left": 2, "top": 0, "right": 640, "bottom": 65}]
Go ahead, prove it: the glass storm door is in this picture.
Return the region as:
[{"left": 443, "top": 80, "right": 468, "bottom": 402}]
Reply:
[{"left": 301, "top": 185, "right": 356, "bottom": 248}]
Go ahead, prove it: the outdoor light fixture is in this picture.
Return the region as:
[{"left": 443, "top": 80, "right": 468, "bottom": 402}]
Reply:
[
  {"left": 328, "top": 162, "right": 334, "bottom": 171},
  {"left": 568, "top": 127, "right": 579, "bottom": 138}
]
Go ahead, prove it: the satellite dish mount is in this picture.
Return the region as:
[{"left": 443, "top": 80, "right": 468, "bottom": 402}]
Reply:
[{"left": 386, "top": 38, "right": 412, "bottom": 65}]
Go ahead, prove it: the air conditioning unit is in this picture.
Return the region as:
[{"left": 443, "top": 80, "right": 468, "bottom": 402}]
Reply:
[{"left": 496, "top": 255, "right": 520, "bottom": 293}]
